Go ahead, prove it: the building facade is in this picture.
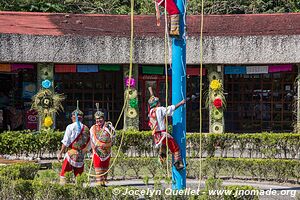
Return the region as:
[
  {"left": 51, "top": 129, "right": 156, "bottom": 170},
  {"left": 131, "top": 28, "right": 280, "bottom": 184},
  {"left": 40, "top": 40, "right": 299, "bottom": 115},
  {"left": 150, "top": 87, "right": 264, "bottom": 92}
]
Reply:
[{"left": 0, "top": 12, "right": 299, "bottom": 132}]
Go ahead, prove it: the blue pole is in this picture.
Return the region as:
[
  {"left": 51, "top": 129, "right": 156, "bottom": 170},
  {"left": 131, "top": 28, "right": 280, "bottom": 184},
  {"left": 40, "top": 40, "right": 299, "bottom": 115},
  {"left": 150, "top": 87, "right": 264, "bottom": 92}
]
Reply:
[{"left": 172, "top": 0, "right": 186, "bottom": 190}]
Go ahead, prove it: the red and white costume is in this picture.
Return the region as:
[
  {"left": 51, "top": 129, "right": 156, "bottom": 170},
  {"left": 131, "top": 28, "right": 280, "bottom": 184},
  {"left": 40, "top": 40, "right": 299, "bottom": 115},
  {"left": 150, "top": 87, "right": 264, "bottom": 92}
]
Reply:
[
  {"left": 148, "top": 105, "right": 181, "bottom": 162},
  {"left": 60, "top": 122, "right": 90, "bottom": 178},
  {"left": 90, "top": 122, "right": 115, "bottom": 184}
]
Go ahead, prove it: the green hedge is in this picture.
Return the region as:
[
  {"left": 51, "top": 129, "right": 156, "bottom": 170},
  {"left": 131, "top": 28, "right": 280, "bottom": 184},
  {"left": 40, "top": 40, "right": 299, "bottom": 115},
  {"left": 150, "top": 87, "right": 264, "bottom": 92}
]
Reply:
[
  {"left": 0, "top": 178, "right": 138, "bottom": 200},
  {"left": 121, "top": 157, "right": 300, "bottom": 183},
  {"left": 0, "top": 158, "right": 297, "bottom": 199},
  {"left": 223, "top": 185, "right": 259, "bottom": 200},
  {"left": 1, "top": 130, "right": 300, "bottom": 159},
  {"left": 0, "top": 130, "right": 62, "bottom": 157},
  {"left": 51, "top": 157, "right": 300, "bottom": 183},
  {"left": 187, "top": 158, "right": 300, "bottom": 183},
  {"left": 0, "top": 163, "right": 40, "bottom": 180}
]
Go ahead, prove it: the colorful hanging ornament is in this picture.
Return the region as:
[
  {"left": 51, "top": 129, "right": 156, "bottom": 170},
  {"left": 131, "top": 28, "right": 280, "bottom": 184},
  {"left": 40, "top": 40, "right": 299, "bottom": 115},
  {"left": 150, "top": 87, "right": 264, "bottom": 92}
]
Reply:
[
  {"left": 42, "top": 79, "right": 52, "bottom": 89},
  {"left": 44, "top": 116, "right": 53, "bottom": 127},
  {"left": 40, "top": 66, "right": 53, "bottom": 80},
  {"left": 213, "top": 98, "right": 223, "bottom": 109},
  {"left": 31, "top": 89, "right": 65, "bottom": 116},
  {"left": 210, "top": 92, "right": 219, "bottom": 101},
  {"left": 125, "top": 89, "right": 137, "bottom": 99},
  {"left": 212, "top": 122, "right": 223, "bottom": 134},
  {"left": 127, "top": 108, "right": 137, "bottom": 118},
  {"left": 208, "top": 71, "right": 221, "bottom": 81},
  {"left": 125, "top": 77, "right": 136, "bottom": 88},
  {"left": 212, "top": 109, "right": 223, "bottom": 120},
  {"left": 210, "top": 80, "right": 221, "bottom": 90},
  {"left": 129, "top": 98, "right": 138, "bottom": 108}
]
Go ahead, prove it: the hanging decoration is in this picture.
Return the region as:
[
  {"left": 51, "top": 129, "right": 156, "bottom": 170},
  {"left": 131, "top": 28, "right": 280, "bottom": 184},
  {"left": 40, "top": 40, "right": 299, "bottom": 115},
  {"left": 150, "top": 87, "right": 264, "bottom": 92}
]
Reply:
[
  {"left": 40, "top": 66, "right": 53, "bottom": 80},
  {"left": 42, "top": 79, "right": 52, "bottom": 89},
  {"left": 212, "top": 122, "right": 223, "bottom": 134},
  {"left": 129, "top": 98, "right": 138, "bottom": 108},
  {"left": 224, "top": 66, "right": 246, "bottom": 75},
  {"left": 31, "top": 89, "right": 65, "bottom": 116},
  {"left": 213, "top": 98, "right": 222, "bottom": 109},
  {"left": 124, "top": 68, "right": 139, "bottom": 130},
  {"left": 208, "top": 71, "right": 221, "bottom": 81},
  {"left": 125, "top": 77, "right": 136, "bottom": 88},
  {"left": 211, "top": 92, "right": 220, "bottom": 100},
  {"left": 125, "top": 89, "right": 137, "bottom": 99},
  {"left": 212, "top": 109, "right": 223, "bottom": 120},
  {"left": 127, "top": 108, "right": 137, "bottom": 118},
  {"left": 207, "top": 67, "right": 225, "bottom": 134},
  {"left": 44, "top": 115, "right": 53, "bottom": 127},
  {"left": 210, "top": 80, "right": 221, "bottom": 90}
]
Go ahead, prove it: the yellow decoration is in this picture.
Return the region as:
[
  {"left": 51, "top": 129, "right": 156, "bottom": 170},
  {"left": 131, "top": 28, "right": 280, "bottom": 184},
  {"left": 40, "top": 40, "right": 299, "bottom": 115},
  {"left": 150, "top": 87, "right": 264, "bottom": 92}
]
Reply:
[
  {"left": 44, "top": 116, "right": 53, "bottom": 127},
  {"left": 210, "top": 80, "right": 221, "bottom": 90}
]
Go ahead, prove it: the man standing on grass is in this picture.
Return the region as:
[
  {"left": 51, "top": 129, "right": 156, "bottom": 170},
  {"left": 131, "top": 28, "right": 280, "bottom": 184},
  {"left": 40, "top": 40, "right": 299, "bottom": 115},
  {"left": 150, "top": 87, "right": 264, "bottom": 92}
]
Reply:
[
  {"left": 90, "top": 103, "right": 115, "bottom": 187},
  {"left": 58, "top": 105, "right": 90, "bottom": 185}
]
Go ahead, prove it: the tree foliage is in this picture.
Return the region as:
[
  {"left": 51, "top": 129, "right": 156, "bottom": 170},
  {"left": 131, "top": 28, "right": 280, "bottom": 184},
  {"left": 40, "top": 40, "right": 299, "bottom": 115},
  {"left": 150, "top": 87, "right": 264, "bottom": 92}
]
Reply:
[{"left": 0, "top": 0, "right": 299, "bottom": 14}]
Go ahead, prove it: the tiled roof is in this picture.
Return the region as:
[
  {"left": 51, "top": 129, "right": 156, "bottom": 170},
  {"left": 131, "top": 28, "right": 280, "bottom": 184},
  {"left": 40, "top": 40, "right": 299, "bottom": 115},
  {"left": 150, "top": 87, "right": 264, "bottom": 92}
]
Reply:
[{"left": 0, "top": 11, "right": 299, "bottom": 37}]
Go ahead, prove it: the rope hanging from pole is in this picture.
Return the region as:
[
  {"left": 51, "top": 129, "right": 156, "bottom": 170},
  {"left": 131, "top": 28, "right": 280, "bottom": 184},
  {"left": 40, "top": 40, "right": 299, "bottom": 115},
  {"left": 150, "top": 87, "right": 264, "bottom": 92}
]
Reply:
[
  {"left": 198, "top": 0, "right": 205, "bottom": 191},
  {"left": 164, "top": 0, "right": 170, "bottom": 179}
]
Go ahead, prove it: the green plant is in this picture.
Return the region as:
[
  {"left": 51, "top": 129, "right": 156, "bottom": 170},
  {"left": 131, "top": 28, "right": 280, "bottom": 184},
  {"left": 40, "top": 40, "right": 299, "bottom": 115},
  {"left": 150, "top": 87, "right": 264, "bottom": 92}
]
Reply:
[
  {"left": 143, "top": 175, "right": 149, "bottom": 185},
  {"left": 126, "top": 157, "right": 143, "bottom": 179},
  {"left": 52, "top": 161, "right": 63, "bottom": 173},
  {"left": 35, "top": 169, "right": 59, "bottom": 182},
  {"left": 200, "top": 177, "right": 223, "bottom": 200},
  {"left": 64, "top": 171, "right": 74, "bottom": 184},
  {"left": 75, "top": 172, "right": 88, "bottom": 187},
  {"left": 153, "top": 175, "right": 162, "bottom": 190},
  {"left": 13, "top": 179, "right": 35, "bottom": 200},
  {"left": 144, "top": 157, "right": 161, "bottom": 178},
  {"left": 224, "top": 185, "right": 259, "bottom": 200},
  {"left": 2, "top": 130, "right": 300, "bottom": 161},
  {"left": 0, "top": 163, "right": 39, "bottom": 180}
]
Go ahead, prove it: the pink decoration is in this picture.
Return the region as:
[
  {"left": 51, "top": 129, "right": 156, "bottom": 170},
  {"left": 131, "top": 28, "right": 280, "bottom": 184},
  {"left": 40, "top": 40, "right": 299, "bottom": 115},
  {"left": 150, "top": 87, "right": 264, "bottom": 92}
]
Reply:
[
  {"left": 11, "top": 64, "right": 34, "bottom": 71},
  {"left": 125, "top": 77, "right": 136, "bottom": 87},
  {"left": 268, "top": 64, "right": 292, "bottom": 73}
]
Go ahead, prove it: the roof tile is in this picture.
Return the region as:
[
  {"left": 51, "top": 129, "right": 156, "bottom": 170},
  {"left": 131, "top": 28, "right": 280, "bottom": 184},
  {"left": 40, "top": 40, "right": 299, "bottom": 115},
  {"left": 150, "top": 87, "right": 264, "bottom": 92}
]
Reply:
[{"left": 0, "top": 11, "right": 299, "bottom": 37}]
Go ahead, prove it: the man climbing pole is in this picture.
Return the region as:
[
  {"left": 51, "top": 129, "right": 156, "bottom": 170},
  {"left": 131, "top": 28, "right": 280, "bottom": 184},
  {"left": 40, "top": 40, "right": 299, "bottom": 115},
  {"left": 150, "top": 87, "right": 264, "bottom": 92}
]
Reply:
[
  {"left": 156, "top": 0, "right": 180, "bottom": 36},
  {"left": 148, "top": 87, "right": 185, "bottom": 170},
  {"left": 90, "top": 103, "right": 115, "bottom": 186},
  {"left": 58, "top": 101, "right": 90, "bottom": 185}
]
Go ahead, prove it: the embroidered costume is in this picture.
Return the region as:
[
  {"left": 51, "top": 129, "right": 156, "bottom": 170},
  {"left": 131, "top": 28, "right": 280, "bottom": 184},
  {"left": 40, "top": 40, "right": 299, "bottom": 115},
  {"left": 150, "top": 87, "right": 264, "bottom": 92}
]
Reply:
[
  {"left": 156, "top": 0, "right": 180, "bottom": 36},
  {"left": 90, "top": 105, "right": 115, "bottom": 186},
  {"left": 148, "top": 95, "right": 184, "bottom": 170},
  {"left": 59, "top": 108, "right": 90, "bottom": 184}
]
